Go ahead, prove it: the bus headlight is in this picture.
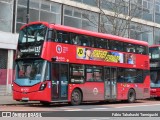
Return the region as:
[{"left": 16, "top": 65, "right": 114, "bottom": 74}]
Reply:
[
  {"left": 39, "top": 83, "right": 47, "bottom": 91},
  {"left": 11, "top": 84, "right": 13, "bottom": 90}
]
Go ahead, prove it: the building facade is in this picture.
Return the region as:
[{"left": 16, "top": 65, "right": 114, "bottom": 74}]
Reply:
[{"left": 0, "top": 0, "right": 160, "bottom": 94}]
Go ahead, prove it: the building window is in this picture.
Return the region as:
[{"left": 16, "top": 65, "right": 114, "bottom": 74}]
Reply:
[
  {"left": 141, "top": 25, "right": 153, "bottom": 45},
  {"left": 0, "top": 49, "right": 8, "bottom": 85},
  {"left": 142, "top": 0, "right": 153, "bottom": 21},
  {"left": 40, "top": 1, "right": 61, "bottom": 24},
  {"left": 100, "top": 15, "right": 113, "bottom": 35},
  {"left": 71, "top": 0, "right": 98, "bottom": 7},
  {"left": 100, "top": 15, "right": 128, "bottom": 37},
  {"left": 130, "top": 1, "right": 143, "bottom": 19},
  {"left": 130, "top": 22, "right": 142, "bottom": 40},
  {"left": 101, "top": 0, "right": 128, "bottom": 15},
  {"left": 0, "top": 49, "right": 8, "bottom": 69},
  {"left": 154, "top": 27, "right": 160, "bottom": 44},
  {"left": 130, "top": 22, "right": 153, "bottom": 45},
  {"left": 63, "top": 6, "right": 98, "bottom": 32},
  {"left": 16, "top": 0, "right": 61, "bottom": 32},
  {"left": 155, "top": 0, "right": 160, "bottom": 24},
  {"left": 0, "top": 0, "right": 13, "bottom": 32}
]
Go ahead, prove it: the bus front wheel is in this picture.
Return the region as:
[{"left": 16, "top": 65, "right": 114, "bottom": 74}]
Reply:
[
  {"left": 127, "top": 89, "right": 136, "bottom": 103},
  {"left": 71, "top": 89, "right": 82, "bottom": 106}
]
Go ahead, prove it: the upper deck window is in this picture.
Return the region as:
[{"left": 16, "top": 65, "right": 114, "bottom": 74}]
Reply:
[
  {"left": 18, "top": 24, "right": 47, "bottom": 43},
  {"left": 149, "top": 47, "right": 160, "bottom": 59},
  {"left": 55, "top": 31, "right": 70, "bottom": 44},
  {"left": 136, "top": 45, "right": 147, "bottom": 55},
  {"left": 124, "top": 43, "right": 136, "bottom": 53},
  {"left": 79, "top": 35, "right": 95, "bottom": 47},
  {"left": 71, "top": 33, "right": 81, "bottom": 45},
  {"left": 109, "top": 41, "right": 123, "bottom": 51},
  {"left": 95, "top": 38, "right": 107, "bottom": 49}
]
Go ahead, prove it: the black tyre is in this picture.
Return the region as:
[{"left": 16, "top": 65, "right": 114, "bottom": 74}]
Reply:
[
  {"left": 127, "top": 89, "right": 136, "bottom": 103},
  {"left": 40, "top": 101, "right": 50, "bottom": 106},
  {"left": 71, "top": 89, "right": 82, "bottom": 106},
  {"left": 155, "top": 97, "right": 160, "bottom": 100}
]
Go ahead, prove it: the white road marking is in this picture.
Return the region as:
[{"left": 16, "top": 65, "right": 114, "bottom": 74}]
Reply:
[
  {"left": 64, "top": 108, "right": 108, "bottom": 111},
  {"left": 64, "top": 103, "right": 160, "bottom": 111},
  {"left": 115, "top": 103, "right": 160, "bottom": 109},
  {"left": 65, "top": 109, "right": 82, "bottom": 111},
  {"left": 92, "top": 108, "right": 109, "bottom": 110},
  {"left": 91, "top": 118, "right": 110, "bottom": 120}
]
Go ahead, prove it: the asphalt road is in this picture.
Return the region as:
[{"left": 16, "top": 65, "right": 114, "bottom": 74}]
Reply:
[{"left": 1, "top": 99, "right": 160, "bottom": 119}]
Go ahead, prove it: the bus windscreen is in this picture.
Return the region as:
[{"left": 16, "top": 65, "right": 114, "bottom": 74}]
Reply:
[
  {"left": 150, "top": 70, "right": 160, "bottom": 88},
  {"left": 15, "top": 59, "right": 45, "bottom": 86},
  {"left": 149, "top": 47, "right": 160, "bottom": 60}
]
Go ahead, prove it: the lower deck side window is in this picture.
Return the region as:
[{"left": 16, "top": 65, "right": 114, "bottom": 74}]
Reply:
[
  {"left": 86, "top": 65, "right": 103, "bottom": 82},
  {"left": 70, "top": 64, "right": 84, "bottom": 83}
]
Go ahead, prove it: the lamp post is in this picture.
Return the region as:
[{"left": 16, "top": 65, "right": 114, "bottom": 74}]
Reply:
[
  {"left": 128, "top": 0, "right": 130, "bottom": 38},
  {"left": 26, "top": 0, "right": 30, "bottom": 43},
  {"left": 26, "top": 0, "right": 30, "bottom": 23}
]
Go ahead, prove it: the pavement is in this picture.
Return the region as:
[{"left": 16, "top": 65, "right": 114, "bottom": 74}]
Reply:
[
  {"left": 0, "top": 95, "right": 39, "bottom": 105},
  {"left": 0, "top": 95, "right": 20, "bottom": 105}
]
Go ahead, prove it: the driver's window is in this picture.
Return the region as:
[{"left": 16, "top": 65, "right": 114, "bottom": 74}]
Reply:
[{"left": 52, "top": 63, "right": 59, "bottom": 82}]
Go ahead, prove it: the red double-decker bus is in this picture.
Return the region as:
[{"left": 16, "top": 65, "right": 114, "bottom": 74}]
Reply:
[
  {"left": 149, "top": 45, "right": 160, "bottom": 99},
  {"left": 12, "top": 21, "right": 150, "bottom": 105}
]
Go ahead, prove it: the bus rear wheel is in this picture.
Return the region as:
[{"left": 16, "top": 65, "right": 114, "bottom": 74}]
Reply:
[
  {"left": 154, "top": 97, "right": 160, "bottom": 100},
  {"left": 71, "top": 89, "right": 82, "bottom": 106},
  {"left": 127, "top": 89, "right": 136, "bottom": 103},
  {"left": 40, "top": 101, "right": 50, "bottom": 106}
]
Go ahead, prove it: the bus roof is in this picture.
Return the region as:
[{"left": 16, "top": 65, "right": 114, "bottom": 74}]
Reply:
[
  {"left": 149, "top": 44, "right": 160, "bottom": 48},
  {"left": 20, "top": 21, "right": 148, "bottom": 46}
]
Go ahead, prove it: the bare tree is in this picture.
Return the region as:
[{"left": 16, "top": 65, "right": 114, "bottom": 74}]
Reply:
[{"left": 82, "top": 0, "right": 144, "bottom": 38}]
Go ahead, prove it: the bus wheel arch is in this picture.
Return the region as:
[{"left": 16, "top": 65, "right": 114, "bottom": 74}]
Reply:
[
  {"left": 127, "top": 88, "right": 136, "bottom": 103},
  {"left": 71, "top": 88, "right": 83, "bottom": 106}
]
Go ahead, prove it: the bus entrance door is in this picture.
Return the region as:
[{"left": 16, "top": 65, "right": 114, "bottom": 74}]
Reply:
[
  {"left": 104, "top": 67, "right": 117, "bottom": 100},
  {"left": 51, "top": 63, "right": 68, "bottom": 101}
]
